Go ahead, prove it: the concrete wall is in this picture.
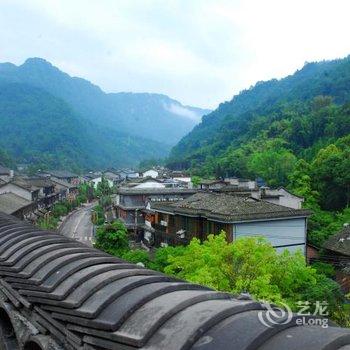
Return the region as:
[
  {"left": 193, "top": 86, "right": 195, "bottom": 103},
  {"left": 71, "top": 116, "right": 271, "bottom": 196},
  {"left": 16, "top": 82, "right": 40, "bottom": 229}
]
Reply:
[{"left": 233, "top": 217, "right": 306, "bottom": 253}]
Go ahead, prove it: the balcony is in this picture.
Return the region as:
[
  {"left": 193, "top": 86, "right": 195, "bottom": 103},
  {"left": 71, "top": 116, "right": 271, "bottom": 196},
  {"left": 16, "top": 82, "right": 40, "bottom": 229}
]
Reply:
[{"left": 153, "top": 229, "right": 188, "bottom": 246}]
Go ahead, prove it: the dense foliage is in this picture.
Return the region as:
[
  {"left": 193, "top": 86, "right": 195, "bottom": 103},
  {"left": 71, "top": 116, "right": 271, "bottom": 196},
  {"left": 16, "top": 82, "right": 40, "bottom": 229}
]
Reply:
[
  {"left": 0, "top": 148, "right": 14, "bottom": 168},
  {"left": 94, "top": 220, "right": 130, "bottom": 256},
  {"left": 94, "top": 225, "right": 348, "bottom": 326}
]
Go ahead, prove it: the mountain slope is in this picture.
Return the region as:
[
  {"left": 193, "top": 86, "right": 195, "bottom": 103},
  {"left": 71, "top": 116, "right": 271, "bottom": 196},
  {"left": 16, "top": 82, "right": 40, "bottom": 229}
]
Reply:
[
  {"left": 169, "top": 56, "right": 350, "bottom": 165},
  {"left": 0, "top": 58, "right": 210, "bottom": 145},
  {"left": 0, "top": 82, "right": 170, "bottom": 170}
]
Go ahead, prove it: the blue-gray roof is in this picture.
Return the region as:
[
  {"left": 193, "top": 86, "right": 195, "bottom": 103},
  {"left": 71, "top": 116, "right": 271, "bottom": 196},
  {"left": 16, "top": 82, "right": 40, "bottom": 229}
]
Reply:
[{"left": 0, "top": 212, "right": 348, "bottom": 349}]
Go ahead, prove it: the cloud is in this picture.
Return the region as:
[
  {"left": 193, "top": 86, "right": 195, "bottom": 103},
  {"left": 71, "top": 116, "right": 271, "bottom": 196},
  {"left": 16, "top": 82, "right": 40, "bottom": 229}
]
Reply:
[
  {"left": 0, "top": 0, "right": 350, "bottom": 109},
  {"left": 163, "top": 103, "right": 201, "bottom": 122}
]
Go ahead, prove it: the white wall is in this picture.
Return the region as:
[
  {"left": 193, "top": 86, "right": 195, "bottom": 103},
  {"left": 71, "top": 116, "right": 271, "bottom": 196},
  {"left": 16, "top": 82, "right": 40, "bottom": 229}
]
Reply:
[
  {"left": 278, "top": 189, "right": 303, "bottom": 209},
  {"left": 233, "top": 217, "right": 306, "bottom": 253},
  {"left": 134, "top": 181, "right": 165, "bottom": 189},
  {"left": 143, "top": 170, "right": 159, "bottom": 178}
]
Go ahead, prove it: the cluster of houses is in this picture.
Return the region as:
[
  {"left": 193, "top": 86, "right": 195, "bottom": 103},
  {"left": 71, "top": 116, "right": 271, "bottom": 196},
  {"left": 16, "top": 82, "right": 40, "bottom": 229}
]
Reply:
[
  {"left": 113, "top": 171, "right": 311, "bottom": 253},
  {"left": 0, "top": 164, "right": 348, "bottom": 291},
  {"left": 112, "top": 169, "right": 349, "bottom": 291},
  {"left": 0, "top": 166, "right": 79, "bottom": 222}
]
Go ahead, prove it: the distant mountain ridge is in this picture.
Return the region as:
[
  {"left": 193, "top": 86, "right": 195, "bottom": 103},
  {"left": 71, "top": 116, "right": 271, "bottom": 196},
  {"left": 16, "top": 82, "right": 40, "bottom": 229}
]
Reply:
[
  {"left": 0, "top": 58, "right": 210, "bottom": 145},
  {"left": 0, "top": 57, "right": 210, "bottom": 170},
  {"left": 169, "top": 55, "right": 350, "bottom": 166},
  {"left": 0, "top": 82, "right": 170, "bottom": 171}
]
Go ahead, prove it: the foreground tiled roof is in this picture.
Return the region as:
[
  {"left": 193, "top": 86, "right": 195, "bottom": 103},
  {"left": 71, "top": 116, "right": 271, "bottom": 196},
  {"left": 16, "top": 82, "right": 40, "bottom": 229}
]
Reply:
[
  {"left": 0, "top": 212, "right": 348, "bottom": 349},
  {"left": 152, "top": 192, "right": 312, "bottom": 222},
  {"left": 323, "top": 225, "right": 350, "bottom": 257},
  {"left": 0, "top": 193, "right": 32, "bottom": 214}
]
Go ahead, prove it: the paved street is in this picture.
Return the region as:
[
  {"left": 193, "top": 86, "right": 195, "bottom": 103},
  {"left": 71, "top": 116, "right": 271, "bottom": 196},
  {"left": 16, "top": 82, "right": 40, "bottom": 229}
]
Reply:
[{"left": 58, "top": 202, "right": 96, "bottom": 246}]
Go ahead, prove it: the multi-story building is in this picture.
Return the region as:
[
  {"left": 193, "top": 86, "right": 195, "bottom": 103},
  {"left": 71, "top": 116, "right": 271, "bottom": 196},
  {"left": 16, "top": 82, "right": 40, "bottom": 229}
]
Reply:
[
  {"left": 147, "top": 192, "right": 311, "bottom": 253},
  {"left": 114, "top": 187, "right": 197, "bottom": 239}
]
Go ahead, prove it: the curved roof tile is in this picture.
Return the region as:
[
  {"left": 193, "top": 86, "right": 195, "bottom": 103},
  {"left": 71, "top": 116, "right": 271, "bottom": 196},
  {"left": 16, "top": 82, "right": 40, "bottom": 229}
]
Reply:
[{"left": 0, "top": 211, "right": 348, "bottom": 350}]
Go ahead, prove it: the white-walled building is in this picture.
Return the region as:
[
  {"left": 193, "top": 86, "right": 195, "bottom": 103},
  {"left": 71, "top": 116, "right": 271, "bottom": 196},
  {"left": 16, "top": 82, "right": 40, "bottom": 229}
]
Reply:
[{"left": 142, "top": 169, "right": 159, "bottom": 179}]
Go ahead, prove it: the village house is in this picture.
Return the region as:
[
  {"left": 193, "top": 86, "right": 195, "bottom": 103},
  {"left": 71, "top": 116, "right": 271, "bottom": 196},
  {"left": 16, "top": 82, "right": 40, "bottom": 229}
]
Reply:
[
  {"left": 323, "top": 224, "right": 350, "bottom": 292},
  {"left": 41, "top": 170, "right": 80, "bottom": 185},
  {"left": 199, "top": 179, "right": 228, "bottom": 190},
  {"left": 88, "top": 175, "right": 114, "bottom": 189},
  {"left": 114, "top": 187, "right": 197, "bottom": 239},
  {"left": 124, "top": 177, "right": 166, "bottom": 189},
  {"left": 218, "top": 186, "right": 304, "bottom": 210},
  {"left": 0, "top": 179, "right": 39, "bottom": 202},
  {"left": 251, "top": 187, "right": 304, "bottom": 209},
  {"left": 224, "top": 177, "right": 257, "bottom": 189},
  {"left": 104, "top": 170, "right": 122, "bottom": 185},
  {"left": 0, "top": 192, "right": 36, "bottom": 220},
  {"left": 49, "top": 177, "right": 78, "bottom": 201},
  {"left": 19, "top": 177, "right": 59, "bottom": 209},
  {"left": 0, "top": 165, "right": 13, "bottom": 183},
  {"left": 146, "top": 192, "right": 311, "bottom": 252},
  {"left": 142, "top": 169, "right": 159, "bottom": 179},
  {"left": 116, "top": 169, "right": 140, "bottom": 180}
]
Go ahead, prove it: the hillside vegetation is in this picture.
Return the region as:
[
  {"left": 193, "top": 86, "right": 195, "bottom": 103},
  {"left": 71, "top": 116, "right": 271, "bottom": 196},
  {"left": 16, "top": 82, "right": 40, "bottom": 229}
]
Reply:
[{"left": 168, "top": 56, "right": 350, "bottom": 246}]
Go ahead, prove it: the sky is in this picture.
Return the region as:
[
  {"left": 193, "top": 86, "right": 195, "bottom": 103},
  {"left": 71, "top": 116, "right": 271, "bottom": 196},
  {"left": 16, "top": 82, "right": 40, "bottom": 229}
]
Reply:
[{"left": 1, "top": 0, "right": 350, "bottom": 109}]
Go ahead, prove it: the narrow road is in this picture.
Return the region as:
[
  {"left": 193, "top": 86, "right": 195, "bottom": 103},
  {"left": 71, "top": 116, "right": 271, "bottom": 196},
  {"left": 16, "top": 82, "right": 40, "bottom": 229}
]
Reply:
[{"left": 58, "top": 202, "right": 96, "bottom": 246}]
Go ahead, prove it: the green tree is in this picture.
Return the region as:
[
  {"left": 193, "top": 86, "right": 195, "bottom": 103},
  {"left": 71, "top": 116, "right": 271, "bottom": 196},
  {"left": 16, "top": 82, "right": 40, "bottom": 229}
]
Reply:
[
  {"left": 95, "top": 176, "right": 113, "bottom": 197},
  {"left": 312, "top": 144, "right": 350, "bottom": 210},
  {"left": 94, "top": 220, "right": 129, "bottom": 256},
  {"left": 191, "top": 176, "right": 202, "bottom": 187},
  {"left": 248, "top": 139, "right": 297, "bottom": 186},
  {"left": 121, "top": 249, "right": 150, "bottom": 266},
  {"left": 163, "top": 233, "right": 346, "bottom": 321},
  {"left": 52, "top": 203, "right": 69, "bottom": 218},
  {"left": 149, "top": 245, "right": 186, "bottom": 272}
]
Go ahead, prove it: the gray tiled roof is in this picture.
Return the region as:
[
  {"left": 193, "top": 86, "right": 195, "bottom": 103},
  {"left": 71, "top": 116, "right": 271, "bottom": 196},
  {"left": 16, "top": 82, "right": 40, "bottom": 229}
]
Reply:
[
  {"left": 50, "top": 177, "right": 77, "bottom": 189},
  {"left": 1, "top": 178, "right": 40, "bottom": 192},
  {"left": 323, "top": 225, "right": 350, "bottom": 257},
  {"left": 0, "top": 193, "right": 32, "bottom": 214},
  {"left": 17, "top": 177, "right": 54, "bottom": 188},
  {"left": 0, "top": 165, "right": 10, "bottom": 175},
  {"left": 152, "top": 192, "right": 312, "bottom": 222},
  {"left": 47, "top": 170, "right": 78, "bottom": 178},
  {"left": 0, "top": 212, "right": 348, "bottom": 349}
]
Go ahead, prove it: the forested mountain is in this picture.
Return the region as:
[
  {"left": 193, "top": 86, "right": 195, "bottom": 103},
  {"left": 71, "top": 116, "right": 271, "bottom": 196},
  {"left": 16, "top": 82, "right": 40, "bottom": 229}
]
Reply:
[
  {"left": 168, "top": 56, "right": 350, "bottom": 246},
  {"left": 169, "top": 56, "right": 350, "bottom": 164},
  {"left": 0, "top": 58, "right": 210, "bottom": 145},
  {"left": 0, "top": 82, "right": 169, "bottom": 171}
]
